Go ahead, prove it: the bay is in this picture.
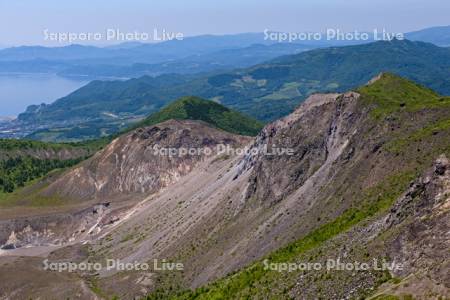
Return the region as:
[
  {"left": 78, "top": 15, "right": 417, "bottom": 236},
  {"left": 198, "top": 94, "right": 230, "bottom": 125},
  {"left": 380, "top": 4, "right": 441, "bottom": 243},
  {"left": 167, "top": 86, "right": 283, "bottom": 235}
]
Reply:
[{"left": 0, "top": 73, "right": 88, "bottom": 117}]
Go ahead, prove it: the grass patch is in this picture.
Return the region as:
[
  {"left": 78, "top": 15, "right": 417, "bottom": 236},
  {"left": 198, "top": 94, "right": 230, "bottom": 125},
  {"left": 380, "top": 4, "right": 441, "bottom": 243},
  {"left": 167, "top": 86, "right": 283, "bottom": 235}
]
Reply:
[
  {"left": 357, "top": 73, "right": 450, "bottom": 119},
  {"left": 386, "top": 118, "right": 450, "bottom": 153},
  {"left": 371, "top": 295, "right": 401, "bottom": 300},
  {"left": 120, "top": 233, "right": 135, "bottom": 243},
  {"left": 87, "top": 277, "right": 110, "bottom": 299}
]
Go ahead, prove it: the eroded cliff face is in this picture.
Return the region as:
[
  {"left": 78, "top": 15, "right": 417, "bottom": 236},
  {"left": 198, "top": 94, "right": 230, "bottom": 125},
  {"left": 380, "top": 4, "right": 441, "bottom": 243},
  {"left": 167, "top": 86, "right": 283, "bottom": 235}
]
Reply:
[
  {"left": 41, "top": 119, "right": 252, "bottom": 201},
  {"left": 241, "top": 92, "right": 363, "bottom": 206}
]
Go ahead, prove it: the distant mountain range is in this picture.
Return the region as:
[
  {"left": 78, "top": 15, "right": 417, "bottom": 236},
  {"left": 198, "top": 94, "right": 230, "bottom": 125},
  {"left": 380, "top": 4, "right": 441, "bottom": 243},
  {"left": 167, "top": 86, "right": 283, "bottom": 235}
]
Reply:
[
  {"left": 405, "top": 25, "right": 450, "bottom": 46},
  {"left": 0, "top": 33, "right": 273, "bottom": 62},
  {"left": 56, "top": 43, "right": 311, "bottom": 78},
  {"left": 1, "top": 26, "right": 449, "bottom": 79},
  {"left": 12, "top": 38, "right": 450, "bottom": 142},
  {"left": 0, "top": 33, "right": 306, "bottom": 79}
]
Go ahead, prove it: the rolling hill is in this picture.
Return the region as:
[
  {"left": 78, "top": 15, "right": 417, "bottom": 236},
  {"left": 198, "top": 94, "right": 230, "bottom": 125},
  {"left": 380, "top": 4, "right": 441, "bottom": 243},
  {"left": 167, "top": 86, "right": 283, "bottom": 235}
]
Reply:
[{"left": 130, "top": 96, "right": 264, "bottom": 136}]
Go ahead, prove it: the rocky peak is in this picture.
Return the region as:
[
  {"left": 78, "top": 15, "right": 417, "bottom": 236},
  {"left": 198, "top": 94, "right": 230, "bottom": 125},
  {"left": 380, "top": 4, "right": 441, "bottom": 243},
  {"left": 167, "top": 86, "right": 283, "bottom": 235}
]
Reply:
[{"left": 239, "top": 91, "right": 363, "bottom": 205}]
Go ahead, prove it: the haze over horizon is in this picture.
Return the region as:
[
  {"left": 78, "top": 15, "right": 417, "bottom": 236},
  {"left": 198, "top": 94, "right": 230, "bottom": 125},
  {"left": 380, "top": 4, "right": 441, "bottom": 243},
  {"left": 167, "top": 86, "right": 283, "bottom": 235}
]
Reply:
[{"left": 0, "top": 0, "right": 449, "bottom": 47}]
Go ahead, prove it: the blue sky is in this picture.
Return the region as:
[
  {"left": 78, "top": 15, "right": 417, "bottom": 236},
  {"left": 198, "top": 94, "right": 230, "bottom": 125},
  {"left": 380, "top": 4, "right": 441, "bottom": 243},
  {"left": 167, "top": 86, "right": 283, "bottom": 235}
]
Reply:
[{"left": 0, "top": 0, "right": 448, "bottom": 46}]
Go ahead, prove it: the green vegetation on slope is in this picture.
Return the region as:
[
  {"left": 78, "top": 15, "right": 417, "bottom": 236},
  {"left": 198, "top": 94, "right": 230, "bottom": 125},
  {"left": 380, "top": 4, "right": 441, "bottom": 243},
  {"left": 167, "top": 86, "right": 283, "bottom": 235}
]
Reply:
[
  {"left": 0, "top": 138, "right": 105, "bottom": 153},
  {"left": 0, "top": 156, "right": 84, "bottom": 193},
  {"left": 0, "top": 138, "right": 72, "bottom": 151},
  {"left": 387, "top": 118, "right": 450, "bottom": 153},
  {"left": 359, "top": 73, "right": 450, "bottom": 159},
  {"left": 130, "top": 96, "right": 264, "bottom": 136},
  {"left": 0, "top": 139, "right": 93, "bottom": 195},
  {"left": 358, "top": 73, "right": 450, "bottom": 118}
]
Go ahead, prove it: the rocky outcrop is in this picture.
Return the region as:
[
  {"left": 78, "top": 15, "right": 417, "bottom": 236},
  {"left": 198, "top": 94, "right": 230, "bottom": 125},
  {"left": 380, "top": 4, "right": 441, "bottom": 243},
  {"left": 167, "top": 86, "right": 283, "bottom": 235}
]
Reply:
[
  {"left": 381, "top": 155, "right": 450, "bottom": 296},
  {"left": 385, "top": 155, "right": 450, "bottom": 227}
]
